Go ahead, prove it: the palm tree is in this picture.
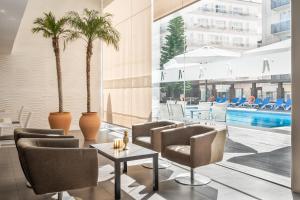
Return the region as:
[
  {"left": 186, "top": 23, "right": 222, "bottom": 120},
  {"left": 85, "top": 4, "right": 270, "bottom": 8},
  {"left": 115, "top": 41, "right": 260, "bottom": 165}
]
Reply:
[
  {"left": 68, "top": 9, "right": 120, "bottom": 112},
  {"left": 32, "top": 12, "right": 77, "bottom": 112}
]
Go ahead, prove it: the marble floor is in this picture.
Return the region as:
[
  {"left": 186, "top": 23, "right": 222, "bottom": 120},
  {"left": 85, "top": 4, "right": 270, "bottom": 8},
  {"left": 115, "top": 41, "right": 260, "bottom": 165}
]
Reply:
[{"left": 0, "top": 124, "right": 298, "bottom": 200}]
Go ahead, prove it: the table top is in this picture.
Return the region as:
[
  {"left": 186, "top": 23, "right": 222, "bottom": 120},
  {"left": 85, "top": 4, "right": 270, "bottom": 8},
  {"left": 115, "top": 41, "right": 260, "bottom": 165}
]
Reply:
[{"left": 90, "top": 142, "right": 158, "bottom": 162}]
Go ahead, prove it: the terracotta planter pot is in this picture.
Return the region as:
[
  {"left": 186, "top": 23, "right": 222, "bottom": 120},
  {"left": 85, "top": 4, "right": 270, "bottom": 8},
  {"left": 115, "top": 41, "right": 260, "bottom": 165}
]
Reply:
[
  {"left": 48, "top": 112, "right": 72, "bottom": 135},
  {"left": 79, "top": 112, "right": 100, "bottom": 140}
]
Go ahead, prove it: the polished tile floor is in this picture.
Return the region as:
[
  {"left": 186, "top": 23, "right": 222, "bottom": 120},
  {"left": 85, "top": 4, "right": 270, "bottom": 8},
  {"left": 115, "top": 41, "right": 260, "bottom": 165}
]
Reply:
[{"left": 0, "top": 124, "right": 299, "bottom": 200}]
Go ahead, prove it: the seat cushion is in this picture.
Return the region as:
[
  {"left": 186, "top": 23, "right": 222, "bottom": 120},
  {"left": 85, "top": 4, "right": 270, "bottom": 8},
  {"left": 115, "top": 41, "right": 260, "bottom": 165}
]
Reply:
[
  {"left": 165, "top": 145, "right": 191, "bottom": 167},
  {"left": 134, "top": 136, "right": 152, "bottom": 150}
]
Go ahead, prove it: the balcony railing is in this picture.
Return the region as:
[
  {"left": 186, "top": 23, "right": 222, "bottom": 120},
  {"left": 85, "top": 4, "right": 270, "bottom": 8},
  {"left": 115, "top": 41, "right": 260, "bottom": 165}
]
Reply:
[
  {"left": 271, "top": 20, "right": 291, "bottom": 34},
  {"left": 271, "top": 0, "right": 290, "bottom": 9},
  {"left": 197, "top": 8, "right": 258, "bottom": 19}
]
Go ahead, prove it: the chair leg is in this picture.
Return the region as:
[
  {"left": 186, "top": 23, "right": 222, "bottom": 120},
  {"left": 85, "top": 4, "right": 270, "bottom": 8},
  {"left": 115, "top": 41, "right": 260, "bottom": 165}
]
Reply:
[
  {"left": 51, "top": 191, "right": 79, "bottom": 200},
  {"left": 26, "top": 181, "right": 32, "bottom": 188},
  {"left": 58, "top": 192, "right": 63, "bottom": 200},
  {"left": 175, "top": 168, "right": 211, "bottom": 186},
  {"left": 142, "top": 161, "right": 170, "bottom": 169},
  {"left": 142, "top": 153, "right": 170, "bottom": 169}
]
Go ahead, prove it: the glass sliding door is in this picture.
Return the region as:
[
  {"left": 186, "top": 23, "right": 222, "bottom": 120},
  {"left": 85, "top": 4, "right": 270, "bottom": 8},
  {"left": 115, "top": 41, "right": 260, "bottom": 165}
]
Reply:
[{"left": 152, "top": 0, "right": 291, "bottom": 186}]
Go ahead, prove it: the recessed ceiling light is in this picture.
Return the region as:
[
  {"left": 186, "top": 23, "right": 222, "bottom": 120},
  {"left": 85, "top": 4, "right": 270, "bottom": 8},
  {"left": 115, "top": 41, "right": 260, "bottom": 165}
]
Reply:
[{"left": 0, "top": 9, "right": 6, "bottom": 14}]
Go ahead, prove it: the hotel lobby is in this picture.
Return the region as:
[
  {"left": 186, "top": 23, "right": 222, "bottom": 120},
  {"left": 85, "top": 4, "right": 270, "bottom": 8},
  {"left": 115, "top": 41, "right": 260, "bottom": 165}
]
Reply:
[{"left": 1, "top": 0, "right": 300, "bottom": 200}]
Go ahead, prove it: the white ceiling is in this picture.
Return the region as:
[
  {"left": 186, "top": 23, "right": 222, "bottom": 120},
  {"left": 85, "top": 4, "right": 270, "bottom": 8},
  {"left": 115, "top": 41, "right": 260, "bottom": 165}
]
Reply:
[{"left": 0, "top": 0, "right": 28, "bottom": 54}]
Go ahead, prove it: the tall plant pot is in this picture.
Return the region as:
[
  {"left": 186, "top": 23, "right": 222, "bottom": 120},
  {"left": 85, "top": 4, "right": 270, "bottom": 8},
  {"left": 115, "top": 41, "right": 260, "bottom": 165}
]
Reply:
[
  {"left": 48, "top": 112, "right": 72, "bottom": 135},
  {"left": 79, "top": 112, "right": 100, "bottom": 140}
]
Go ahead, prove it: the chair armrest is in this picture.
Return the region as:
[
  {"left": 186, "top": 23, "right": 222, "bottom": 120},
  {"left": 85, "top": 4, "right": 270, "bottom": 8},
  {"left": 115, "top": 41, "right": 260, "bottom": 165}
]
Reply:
[
  {"left": 161, "top": 126, "right": 192, "bottom": 156},
  {"left": 150, "top": 124, "right": 178, "bottom": 152},
  {"left": 190, "top": 130, "right": 224, "bottom": 168},
  {"left": 24, "top": 147, "right": 98, "bottom": 194},
  {"left": 132, "top": 121, "right": 164, "bottom": 142}
]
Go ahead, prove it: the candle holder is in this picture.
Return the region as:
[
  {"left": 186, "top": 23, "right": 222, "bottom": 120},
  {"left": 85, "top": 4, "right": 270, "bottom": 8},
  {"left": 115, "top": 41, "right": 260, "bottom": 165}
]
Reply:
[{"left": 113, "top": 139, "right": 124, "bottom": 149}]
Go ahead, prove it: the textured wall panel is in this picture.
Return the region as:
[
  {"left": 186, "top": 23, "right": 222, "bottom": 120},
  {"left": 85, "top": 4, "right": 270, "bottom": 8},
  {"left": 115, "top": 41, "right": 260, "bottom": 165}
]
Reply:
[
  {"left": 0, "top": 0, "right": 101, "bottom": 130},
  {"left": 103, "top": 0, "right": 152, "bottom": 128}
]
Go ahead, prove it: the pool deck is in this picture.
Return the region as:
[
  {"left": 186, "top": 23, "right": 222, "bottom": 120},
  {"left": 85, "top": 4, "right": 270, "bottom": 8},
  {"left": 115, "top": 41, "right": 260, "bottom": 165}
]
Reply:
[{"left": 223, "top": 125, "right": 291, "bottom": 187}]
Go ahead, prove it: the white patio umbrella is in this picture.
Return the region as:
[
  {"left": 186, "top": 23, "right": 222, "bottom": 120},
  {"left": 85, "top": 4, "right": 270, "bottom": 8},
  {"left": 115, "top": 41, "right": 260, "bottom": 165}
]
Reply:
[
  {"left": 163, "top": 59, "right": 200, "bottom": 69},
  {"left": 174, "top": 46, "right": 241, "bottom": 64}
]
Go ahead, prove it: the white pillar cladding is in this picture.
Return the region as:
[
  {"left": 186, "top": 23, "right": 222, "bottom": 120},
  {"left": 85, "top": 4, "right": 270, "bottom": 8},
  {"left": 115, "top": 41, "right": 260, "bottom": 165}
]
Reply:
[{"left": 291, "top": 0, "right": 300, "bottom": 192}]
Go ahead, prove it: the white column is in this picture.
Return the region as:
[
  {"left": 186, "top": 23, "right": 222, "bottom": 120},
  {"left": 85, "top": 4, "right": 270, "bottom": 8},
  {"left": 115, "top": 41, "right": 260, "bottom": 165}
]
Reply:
[{"left": 291, "top": 0, "right": 300, "bottom": 192}]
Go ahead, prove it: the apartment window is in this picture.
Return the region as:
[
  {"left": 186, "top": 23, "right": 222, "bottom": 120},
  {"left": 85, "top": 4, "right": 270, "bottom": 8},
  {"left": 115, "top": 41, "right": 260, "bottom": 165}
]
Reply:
[
  {"left": 280, "top": 11, "right": 291, "bottom": 22},
  {"left": 216, "top": 4, "right": 226, "bottom": 13},
  {"left": 233, "top": 7, "right": 243, "bottom": 15},
  {"left": 199, "top": 18, "right": 208, "bottom": 27},
  {"left": 232, "top": 37, "right": 244, "bottom": 47},
  {"left": 215, "top": 20, "right": 226, "bottom": 29},
  {"left": 232, "top": 22, "right": 243, "bottom": 31}
]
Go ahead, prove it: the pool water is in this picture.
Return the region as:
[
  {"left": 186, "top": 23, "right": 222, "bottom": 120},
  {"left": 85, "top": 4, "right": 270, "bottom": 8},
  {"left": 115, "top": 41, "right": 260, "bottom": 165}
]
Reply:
[
  {"left": 185, "top": 107, "right": 291, "bottom": 128},
  {"left": 226, "top": 109, "right": 291, "bottom": 128}
]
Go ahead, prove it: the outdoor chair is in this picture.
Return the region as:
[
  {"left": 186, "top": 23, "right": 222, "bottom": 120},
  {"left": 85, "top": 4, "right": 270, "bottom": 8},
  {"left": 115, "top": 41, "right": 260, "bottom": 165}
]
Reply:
[
  {"left": 263, "top": 98, "right": 284, "bottom": 110},
  {"left": 211, "top": 102, "right": 227, "bottom": 124},
  {"left": 132, "top": 120, "right": 184, "bottom": 168},
  {"left": 161, "top": 124, "right": 227, "bottom": 186},
  {"left": 236, "top": 97, "right": 246, "bottom": 107},
  {"left": 16, "top": 138, "right": 98, "bottom": 200},
  {"left": 259, "top": 97, "right": 271, "bottom": 109},
  {"left": 197, "top": 102, "right": 212, "bottom": 121},
  {"left": 250, "top": 98, "right": 262, "bottom": 108},
  {"left": 229, "top": 98, "right": 239, "bottom": 107},
  {"left": 274, "top": 98, "right": 285, "bottom": 110},
  {"left": 169, "top": 103, "right": 185, "bottom": 122},
  {"left": 159, "top": 104, "right": 171, "bottom": 120},
  {"left": 284, "top": 99, "right": 292, "bottom": 111},
  {"left": 12, "top": 106, "right": 24, "bottom": 125}
]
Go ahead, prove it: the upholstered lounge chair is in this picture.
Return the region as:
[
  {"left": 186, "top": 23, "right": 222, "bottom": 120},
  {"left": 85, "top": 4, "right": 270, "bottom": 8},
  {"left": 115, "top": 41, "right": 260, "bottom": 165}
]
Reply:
[
  {"left": 132, "top": 120, "right": 184, "bottom": 168},
  {"left": 16, "top": 138, "right": 98, "bottom": 200},
  {"left": 161, "top": 124, "right": 227, "bottom": 186}
]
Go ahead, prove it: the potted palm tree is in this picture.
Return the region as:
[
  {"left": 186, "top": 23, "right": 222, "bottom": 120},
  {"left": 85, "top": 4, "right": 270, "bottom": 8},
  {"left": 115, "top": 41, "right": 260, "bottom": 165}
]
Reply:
[
  {"left": 68, "top": 9, "right": 119, "bottom": 140},
  {"left": 32, "top": 12, "right": 76, "bottom": 134}
]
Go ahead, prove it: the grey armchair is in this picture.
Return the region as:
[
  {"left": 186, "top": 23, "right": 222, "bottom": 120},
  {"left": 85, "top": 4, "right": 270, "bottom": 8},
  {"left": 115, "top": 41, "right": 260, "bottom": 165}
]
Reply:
[
  {"left": 16, "top": 138, "right": 98, "bottom": 200},
  {"left": 14, "top": 128, "right": 74, "bottom": 188},
  {"left": 161, "top": 124, "right": 227, "bottom": 186},
  {"left": 132, "top": 120, "right": 184, "bottom": 168}
]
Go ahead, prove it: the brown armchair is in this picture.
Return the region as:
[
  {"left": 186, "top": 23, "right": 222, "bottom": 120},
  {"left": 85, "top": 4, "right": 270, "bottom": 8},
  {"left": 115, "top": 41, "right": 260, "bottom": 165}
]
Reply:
[
  {"left": 16, "top": 138, "right": 98, "bottom": 200},
  {"left": 161, "top": 124, "right": 227, "bottom": 186},
  {"left": 14, "top": 128, "right": 74, "bottom": 188},
  {"left": 132, "top": 120, "right": 184, "bottom": 168}
]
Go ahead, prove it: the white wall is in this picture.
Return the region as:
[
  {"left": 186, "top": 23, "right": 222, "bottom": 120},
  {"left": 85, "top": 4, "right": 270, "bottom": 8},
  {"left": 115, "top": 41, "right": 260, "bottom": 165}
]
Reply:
[{"left": 0, "top": 0, "right": 101, "bottom": 130}]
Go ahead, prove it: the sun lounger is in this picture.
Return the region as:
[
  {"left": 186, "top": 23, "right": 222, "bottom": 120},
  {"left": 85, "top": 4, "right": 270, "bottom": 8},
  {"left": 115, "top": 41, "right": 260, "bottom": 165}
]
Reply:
[
  {"left": 284, "top": 99, "right": 292, "bottom": 111},
  {"left": 263, "top": 98, "right": 283, "bottom": 110},
  {"left": 260, "top": 97, "right": 271, "bottom": 109},
  {"left": 229, "top": 98, "right": 239, "bottom": 107},
  {"left": 236, "top": 98, "right": 246, "bottom": 107}
]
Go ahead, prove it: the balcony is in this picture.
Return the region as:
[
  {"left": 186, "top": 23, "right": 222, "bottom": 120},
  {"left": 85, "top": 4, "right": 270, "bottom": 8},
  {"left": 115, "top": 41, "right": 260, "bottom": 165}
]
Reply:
[
  {"left": 271, "top": 20, "right": 291, "bottom": 34},
  {"left": 271, "top": 0, "right": 290, "bottom": 10}
]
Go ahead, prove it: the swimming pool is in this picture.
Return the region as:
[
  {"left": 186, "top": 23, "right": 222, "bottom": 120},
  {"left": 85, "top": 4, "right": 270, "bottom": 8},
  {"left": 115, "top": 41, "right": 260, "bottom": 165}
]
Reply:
[
  {"left": 185, "top": 107, "right": 291, "bottom": 128},
  {"left": 226, "top": 108, "right": 291, "bottom": 128}
]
